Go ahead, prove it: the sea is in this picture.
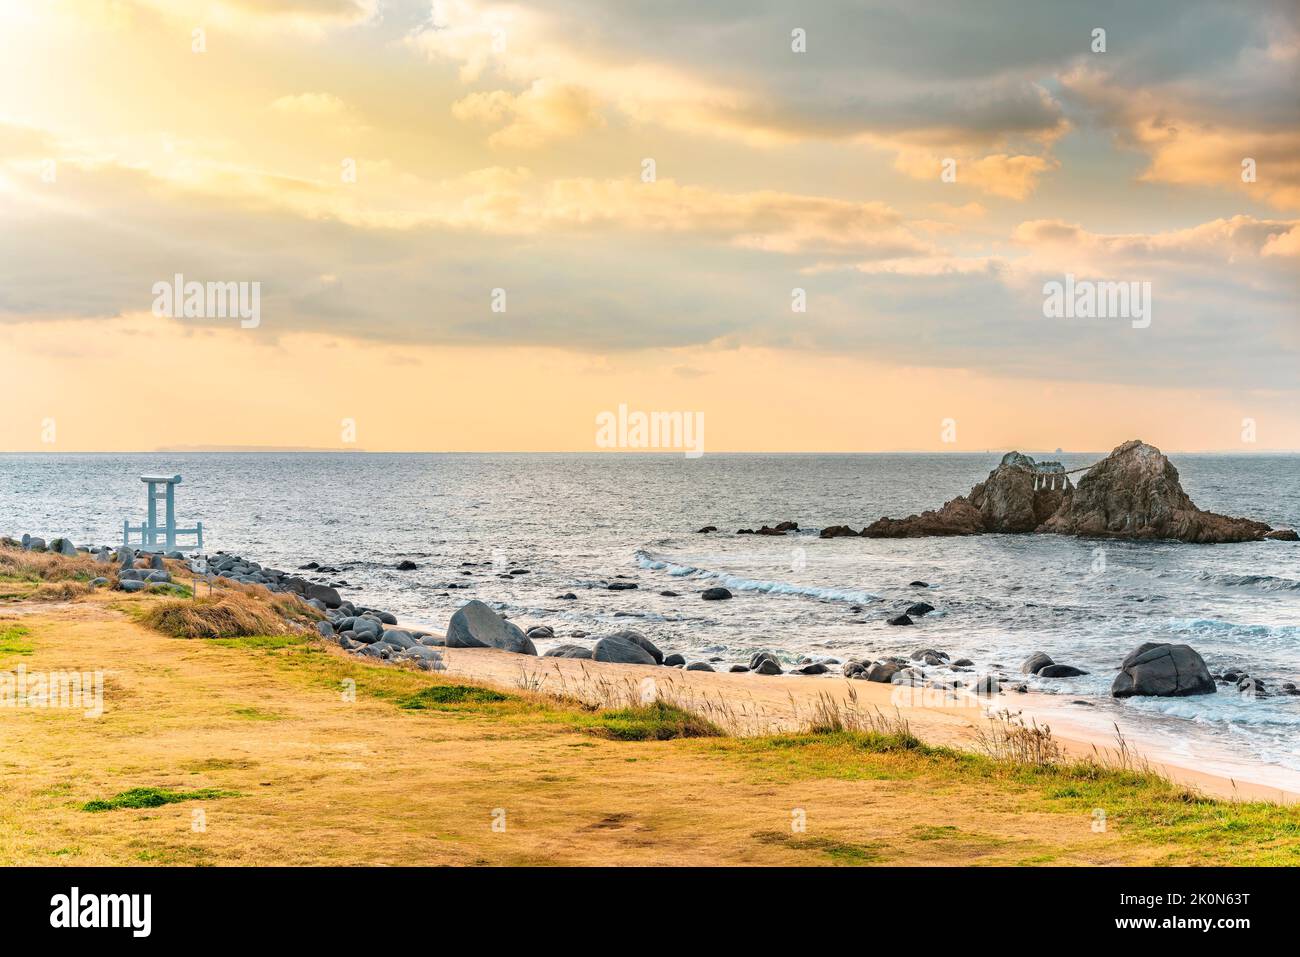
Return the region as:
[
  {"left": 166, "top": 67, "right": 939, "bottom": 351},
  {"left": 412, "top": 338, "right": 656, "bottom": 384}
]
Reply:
[{"left": 3, "top": 451, "right": 1298, "bottom": 788}]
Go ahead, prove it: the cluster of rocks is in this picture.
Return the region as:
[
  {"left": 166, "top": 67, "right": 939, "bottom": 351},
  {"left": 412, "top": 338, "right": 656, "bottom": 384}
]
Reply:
[
  {"left": 841, "top": 649, "right": 999, "bottom": 694},
  {"left": 1021, "top": 643, "right": 1298, "bottom": 699},
  {"left": 10, "top": 534, "right": 82, "bottom": 556},
  {"left": 698, "top": 522, "right": 800, "bottom": 536},
  {"left": 1213, "top": 667, "right": 1298, "bottom": 698},
  {"left": 319, "top": 609, "right": 448, "bottom": 671},
  {"left": 1020, "top": 651, "right": 1089, "bottom": 680},
  {"left": 859, "top": 441, "right": 1291, "bottom": 544},
  {"left": 198, "top": 551, "right": 347, "bottom": 607},
  {"left": 885, "top": 600, "right": 934, "bottom": 627}
]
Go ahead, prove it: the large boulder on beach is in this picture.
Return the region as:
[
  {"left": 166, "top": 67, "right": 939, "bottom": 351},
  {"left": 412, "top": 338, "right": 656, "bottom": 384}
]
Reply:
[
  {"left": 865, "top": 661, "right": 903, "bottom": 683},
  {"left": 749, "top": 651, "right": 783, "bottom": 675},
  {"left": 701, "top": 587, "right": 733, "bottom": 601},
  {"left": 1111, "top": 642, "right": 1215, "bottom": 698},
  {"left": 445, "top": 600, "right": 537, "bottom": 655},
  {"left": 592, "top": 634, "right": 657, "bottom": 665},
  {"left": 606, "top": 629, "right": 662, "bottom": 664}
]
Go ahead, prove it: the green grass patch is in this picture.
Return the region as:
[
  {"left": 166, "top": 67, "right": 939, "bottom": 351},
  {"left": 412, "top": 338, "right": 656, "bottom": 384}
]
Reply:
[
  {"left": 82, "top": 786, "right": 238, "bottom": 813},
  {"left": 398, "top": 684, "right": 511, "bottom": 709},
  {"left": 754, "top": 830, "right": 880, "bottom": 864},
  {"left": 0, "top": 623, "right": 33, "bottom": 660},
  {"left": 912, "top": 824, "right": 961, "bottom": 841},
  {"left": 147, "top": 583, "right": 193, "bottom": 598},
  {"left": 583, "top": 700, "right": 724, "bottom": 741}
]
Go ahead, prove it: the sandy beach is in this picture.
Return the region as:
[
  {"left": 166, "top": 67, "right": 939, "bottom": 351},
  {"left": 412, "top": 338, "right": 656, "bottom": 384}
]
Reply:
[{"left": 433, "top": 642, "right": 1300, "bottom": 805}]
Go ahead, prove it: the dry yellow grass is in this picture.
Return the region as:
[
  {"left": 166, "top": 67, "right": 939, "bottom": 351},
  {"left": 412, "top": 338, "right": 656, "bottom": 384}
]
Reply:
[
  {"left": 27, "top": 581, "right": 95, "bottom": 603},
  {"left": 0, "top": 544, "right": 102, "bottom": 584},
  {"left": 140, "top": 587, "right": 321, "bottom": 639}
]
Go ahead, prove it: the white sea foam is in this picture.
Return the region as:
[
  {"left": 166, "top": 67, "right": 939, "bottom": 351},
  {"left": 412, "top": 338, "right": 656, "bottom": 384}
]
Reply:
[{"left": 635, "top": 550, "right": 880, "bottom": 604}]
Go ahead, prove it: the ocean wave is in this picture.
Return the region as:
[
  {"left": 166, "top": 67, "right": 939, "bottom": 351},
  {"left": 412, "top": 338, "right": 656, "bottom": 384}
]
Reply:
[
  {"left": 1166, "top": 617, "right": 1300, "bottom": 642},
  {"left": 1195, "top": 571, "right": 1300, "bottom": 592},
  {"left": 635, "top": 550, "right": 880, "bottom": 604}
]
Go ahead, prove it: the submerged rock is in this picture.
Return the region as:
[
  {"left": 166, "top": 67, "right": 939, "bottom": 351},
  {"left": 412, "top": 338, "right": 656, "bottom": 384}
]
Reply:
[
  {"left": 819, "top": 525, "right": 861, "bottom": 538},
  {"left": 1021, "top": 652, "right": 1054, "bottom": 675},
  {"left": 1038, "top": 664, "right": 1088, "bottom": 678}
]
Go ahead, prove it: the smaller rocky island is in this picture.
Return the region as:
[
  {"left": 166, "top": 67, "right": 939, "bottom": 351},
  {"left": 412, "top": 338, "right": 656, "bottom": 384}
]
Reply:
[{"left": 851, "top": 440, "right": 1289, "bottom": 544}]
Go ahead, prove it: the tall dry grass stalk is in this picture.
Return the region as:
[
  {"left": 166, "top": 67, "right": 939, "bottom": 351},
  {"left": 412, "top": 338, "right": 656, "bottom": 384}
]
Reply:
[
  {"left": 973, "top": 709, "right": 1064, "bottom": 765},
  {"left": 508, "top": 661, "right": 776, "bottom": 735}
]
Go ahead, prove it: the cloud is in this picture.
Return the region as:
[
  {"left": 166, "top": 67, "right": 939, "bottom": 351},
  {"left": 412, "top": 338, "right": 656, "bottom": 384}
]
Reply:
[
  {"left": 1058, "top": 5, "right": 1300, "bottom": 210},
  {"left": 452, "top": 79, "right": 605, "bottom": 149},
  {"left": 408, "top": 1, "right": 1069, "bottom": 190},
  {"left": 893, "top": 150, "right": 1059, "bottom": 200},
  {"left": 2, "top": 146, "right": 1294, "bottom": 394}
]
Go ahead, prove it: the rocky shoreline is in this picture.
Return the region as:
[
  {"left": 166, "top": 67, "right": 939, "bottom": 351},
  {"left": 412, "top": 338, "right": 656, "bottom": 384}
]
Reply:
[{"left": 7, "top": 521, "right": 1297, "bottom": 703}]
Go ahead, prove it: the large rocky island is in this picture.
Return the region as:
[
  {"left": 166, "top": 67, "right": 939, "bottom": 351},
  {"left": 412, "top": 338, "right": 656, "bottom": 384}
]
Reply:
[{"left": 851, "top": 440, "right": 1290, "bottom": 544}]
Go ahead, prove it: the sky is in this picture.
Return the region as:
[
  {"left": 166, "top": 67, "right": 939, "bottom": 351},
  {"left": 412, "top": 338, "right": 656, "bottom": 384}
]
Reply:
[{"left": 0, "top": 0, "right": 1297, "bottom": 453}]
